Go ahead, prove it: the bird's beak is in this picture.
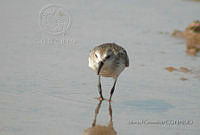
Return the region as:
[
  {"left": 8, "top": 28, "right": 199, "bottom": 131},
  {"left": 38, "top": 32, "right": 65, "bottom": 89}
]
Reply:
[{"left": 97, "top": 61, "right": 104, "bottom": 75}]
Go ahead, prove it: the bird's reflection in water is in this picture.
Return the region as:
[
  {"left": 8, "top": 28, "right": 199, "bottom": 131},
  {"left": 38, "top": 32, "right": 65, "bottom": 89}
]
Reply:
[{"left": 82, "top": 101, "right": 117, "bottom": 135}]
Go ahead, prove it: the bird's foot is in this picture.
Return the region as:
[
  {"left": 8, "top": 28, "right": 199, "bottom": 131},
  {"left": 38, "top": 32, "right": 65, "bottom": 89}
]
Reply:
[
  {"left": 97, "top": 97, "right": 104, "bottom": 101},
  {"left": 109, "top": 96, "right": 112, "bottom": 102}
]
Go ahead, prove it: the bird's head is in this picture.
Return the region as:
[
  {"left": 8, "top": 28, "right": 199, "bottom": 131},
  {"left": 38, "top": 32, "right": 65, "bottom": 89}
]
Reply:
[{"left": 94, "top": 49, "right": 114, "bottom": 75}]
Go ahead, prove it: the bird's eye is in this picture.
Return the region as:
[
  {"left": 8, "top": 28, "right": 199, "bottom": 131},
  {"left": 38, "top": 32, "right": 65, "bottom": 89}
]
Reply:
[
  {"left": 106, "top": 55, "right": 110, "bottom": 59},
  {"left": 95, "top": 54, "right": 98, "bottom": 58}
]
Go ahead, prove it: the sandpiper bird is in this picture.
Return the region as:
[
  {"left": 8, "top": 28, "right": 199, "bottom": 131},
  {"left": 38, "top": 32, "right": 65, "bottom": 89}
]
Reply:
[{"left": 88, "top": 43, "right": 129, "bottom": 101}]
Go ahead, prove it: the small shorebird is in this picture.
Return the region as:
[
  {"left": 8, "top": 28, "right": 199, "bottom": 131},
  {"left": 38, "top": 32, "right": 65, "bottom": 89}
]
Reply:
[{"left": 88, "top": 43, "right": 129, "bottom": 101}]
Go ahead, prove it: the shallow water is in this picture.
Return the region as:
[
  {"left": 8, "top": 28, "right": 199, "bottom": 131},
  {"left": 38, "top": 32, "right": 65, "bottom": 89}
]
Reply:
[{"left": 0, "top": 0, "right": 200, "bottom": 135}]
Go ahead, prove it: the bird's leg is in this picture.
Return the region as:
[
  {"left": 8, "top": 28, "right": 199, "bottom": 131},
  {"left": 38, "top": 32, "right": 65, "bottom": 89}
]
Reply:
[
  {"left": 109, "top": 101, "right": 112, "bottom": 122},
  {"left": 98, "top": 75, "right": 104, "bottom": 101},
  {"left": 109, "top": 79, "right": 117, "bottom": 101},
  {"left": 108, "top": 101, "right": 113, "bottom": 127},
  {"left": 92, "top": 100, "right": 102, "bottom": 127}
]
